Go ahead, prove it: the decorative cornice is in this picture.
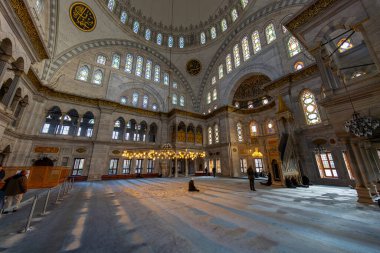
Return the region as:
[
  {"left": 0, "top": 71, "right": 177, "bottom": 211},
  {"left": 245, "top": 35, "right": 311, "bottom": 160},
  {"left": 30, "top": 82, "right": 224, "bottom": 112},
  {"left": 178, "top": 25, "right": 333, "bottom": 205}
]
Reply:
[
  {"left": 9, "top": 0, "right": 49, "bottom": 59},
  {"left": 286, "top": 0, "right": 338, "bottom": 32}
]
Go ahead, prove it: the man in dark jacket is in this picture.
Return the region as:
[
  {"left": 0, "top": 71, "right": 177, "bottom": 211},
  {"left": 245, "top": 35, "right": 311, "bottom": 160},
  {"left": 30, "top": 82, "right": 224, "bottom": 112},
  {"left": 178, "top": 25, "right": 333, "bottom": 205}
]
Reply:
[
  {"left": 247, "top": 166, "right": 256, "bottom": 191},
  {"left": 3, "top": 170, "right": 28, "bottom": 213}
]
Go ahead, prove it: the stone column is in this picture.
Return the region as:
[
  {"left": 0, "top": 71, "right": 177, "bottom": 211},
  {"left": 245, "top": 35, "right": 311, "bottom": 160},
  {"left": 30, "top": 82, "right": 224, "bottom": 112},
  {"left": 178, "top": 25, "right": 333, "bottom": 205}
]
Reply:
[
  {"left": 354, "top": 24, "right": 380, "bottom": 72},
  {"left": 358, "top": 143, "right": 378, "bottom": 195},
  {"left": 311, "top": 48, "right": 340, "bottom": 92},
  {"left": 1, "top": 70, "right": 22, "bottom": 107},
  {"left": 185, "top": 158, "right": 189, "bottom": 177},
  {"left": 142, "top": 158, "right": 147, "bottom": 175},
  {"left": 0, "top": 54, "right": 12, "bottom": 85},
  {"left": 174, "top": 158, "right": 178, "bottom": 177}
]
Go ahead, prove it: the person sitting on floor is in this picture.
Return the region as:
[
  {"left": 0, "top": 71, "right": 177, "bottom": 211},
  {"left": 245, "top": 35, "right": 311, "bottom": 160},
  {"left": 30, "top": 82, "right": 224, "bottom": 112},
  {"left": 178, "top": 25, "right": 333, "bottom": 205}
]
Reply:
[
  {"left": 285, "top": 177, "right": 296, "bottom": 188},
  {"left": 291, "top": 177, "right": 309, "bottom": 188},
  {"left": 188, "top": 178, "right": 199, "bottom": 192},
  {"left": 260, "top": 172, "right": 272, "bottom": 186}
]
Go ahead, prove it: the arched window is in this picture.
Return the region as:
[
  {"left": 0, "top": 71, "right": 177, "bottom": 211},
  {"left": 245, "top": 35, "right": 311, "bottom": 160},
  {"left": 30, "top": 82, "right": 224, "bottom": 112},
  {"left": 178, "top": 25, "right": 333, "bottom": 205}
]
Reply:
[
  {"left": 221, "top": 19, "right": 227, "bottom": 32},
  {"left": 233, "top": 44, "right": 241, "bottom": 68},
  {"left": 337, "top": 38, "right": 353, "bottom": 53},
  {"left": 120, "top": 96, "right": 127, "bottom": 104},
  {"left": 78, "top": 112, "right": 95, "bottom": 137},
  {"left": 157, "top": 33, "right": 163, "bottom": 45},
  {"left": 125, "top": 119, "right": 136, "bottom": 141},
  {"left": 218, "top": 64, "right": 224, "bottom": 79},
  {"left": 241, "top": 0, "right": 248, "bottom": 8},
  {"left": 92, "top": 69, "right": 103, "bottom": 85},
  {"left": 212, "top": 76, "right": 216, "bottom": 85},
  {"left": 138, "top": 122, "right": 147, "bottom": 141},
  {"left": 60, "top": 109, "right": 79, "bottom": 136},
  {"left": 242, "top": 36, "right": 250, "bottom": 61},
  {"left": 226, "top": 54, "right": 232, "bottom": 73},
  {"left": 288, "top": 36, "right": 301, "bottom": 57},
  {"left": 35, "top": 0, "right": 43, "bottom": 14},
  {"left": 120, "top": 11, "right": 127, "bottom": 24},
  {"left": 168, "top": 36, "right": 174, "bottom": 48},
  {"left": 250, "top": 121, "right": 258, "bottom": 136},
  {"left": 180, "top": 96, "right": 185, "bottom": 106},
  {"left": 237, "top": 122, "right": 243, "bottom": 142},
  {"left": 234, "top": 102, "right": 240, "bottom": 108},
  {"left": 265, "top": 24, "right": 276, "bottom": 44},
  {"left": 163, "top": 72, "right": 169, "bottom": 85},
  {"left": 112, "top": 54, "right": 120, "bottom": 69},
  {"left": 145, "top": 29, "right": 151, "bottom": 40},
  {"left": 172, "top": 82, "right": 178, "bottom": 89},
  {"left": 148, "top": 123, "right": 158, "bottom": 142},
  {"left": 248, "top": 101, "right": 253, "bottom": 108},
  {"left": 172, "top": 94, "right": 177, "bottom": 105},
  {"left": 200, "top": 32, "right": 206, "bottom": 45},
  {"left": 145, "top": 60, "right": 152, "bottom": 80},
  {"left": 41, "top": 106, "right": 61, "bottom": 134},
  {"left": 294, "top": 61, "right": 304, "bottom": 71},
  {"left": 125, "top": 54, "right": 133, "bottom": 73},
  {"left": 179, "top": 37, "right": 185, "bottom": 48},
  {"left": 96, "top": 55, "right": 106, "bottom": 65},
  {"left": 267, "top": 120, "right": 275, "bottom": 134},
  {"left": 142, "top": 95, "right": 149, "bottom": 108},
  {"left": 107, "top": 0, "right": 115, "bottom": 11},
  {"left": 152, "top": 104, "right": 158, "bottom": 111},
  {"left": 208, "top": 126, "right": 213, "bottom": 145},
  {"left": 214, "top": 124, "right": 220, "bottom": 143},
  {"left": 251, "top": 30, "right": 261, "bottom": 54},
  {"left": 76, "top": 65, "right": 89, "bottom": 81},
  {"left": 301, "top": 90, "right": 321, "bottom": 125},
  {"left": 154, "top": 65, "right": 160, "bottom": 82},
  {"left": 207, "top": 92, "right": 211, "bottom": 104},
  {"left": 112, "top": 118, "right": 125, "bottom": 140},
  {"left": 231, "top": 9, "right": 238, "bottom": 22},
  {"left": 133, "top": 21, "right": 139, "bottom": 33},
  {"left": 135, "top": 56, "right": 143, "bottom": 76},
  {"left": 213, "top": 89, "right": 217, "bottom": 101},
  {"left": 211, "top": 27, "right": 217, "bottom": 39},
  {"left": 132, "top": 92, "right": 139, "bottom": 106}
]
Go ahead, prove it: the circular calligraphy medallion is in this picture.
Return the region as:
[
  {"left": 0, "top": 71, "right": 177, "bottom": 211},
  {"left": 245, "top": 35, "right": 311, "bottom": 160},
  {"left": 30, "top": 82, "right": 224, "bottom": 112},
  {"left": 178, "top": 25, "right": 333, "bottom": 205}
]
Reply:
[
  {"left": 186, "top": 59, "right": 202, "bottom": 76},
  {"left": 70, "top": 2, "right": 96, "bottom": 32}
]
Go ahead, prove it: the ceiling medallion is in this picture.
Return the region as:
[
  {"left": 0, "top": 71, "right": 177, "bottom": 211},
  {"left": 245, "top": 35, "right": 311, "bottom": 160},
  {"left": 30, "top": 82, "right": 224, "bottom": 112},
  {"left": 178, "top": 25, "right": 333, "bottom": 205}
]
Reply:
[
  {"left": 186, "top": 59, "right": 202, "bottom": 76},
  {"left": 70, "top": 2, "right": 96, "bottom": 32}
]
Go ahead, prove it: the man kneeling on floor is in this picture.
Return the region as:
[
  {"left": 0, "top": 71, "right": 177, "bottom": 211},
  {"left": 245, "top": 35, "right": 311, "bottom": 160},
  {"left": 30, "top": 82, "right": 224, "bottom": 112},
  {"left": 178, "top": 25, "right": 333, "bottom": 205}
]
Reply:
[
  {"left": 188, "top": 178, "right": 199, "bottom": 192},
  {"left": 2, "top": 170, "right": 28, "bottom": 214}
]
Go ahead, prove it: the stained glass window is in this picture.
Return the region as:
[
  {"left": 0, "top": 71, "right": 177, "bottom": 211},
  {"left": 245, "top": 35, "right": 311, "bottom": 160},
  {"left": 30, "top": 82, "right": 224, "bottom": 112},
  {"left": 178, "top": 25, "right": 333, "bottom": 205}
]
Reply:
[
  {"left": 172, "top": 82, "right": 178, "bottom": 89},
  {"left": 212, "top": 76, "right": 216, "bottom": 85},
  {"left": 35, "top": 0, "right": 43, "bottom": 14},
  {"left": 221, "top": 19, "right": 227, "bottom": 32},
  {"left": 316, "top": 153, "right": 338, "bottom": 178},
  {"left": 133, "top": 21, "right": 139, "bottom": 34},
  {"left": 77, "top": 65, "right": 89, "bottom": 81},
  {"left": 233, "top": 44, "right": 241, "bottom": 68},
  {"left": 213, "top": 125, "right": 219, "bottom": 143},
  {"left": 145, "top": 29, "right": 151, "bottom": 40},
  {"left": 212, "top": 89, "right": 217, "bottom": 101},
  {"left": 112, "top": 54, "right": 120, "bottom": 69},
  {"left": 250, "top": 122, "right": 258, "bottom": 136},
  {"left": 265, "top": 24, "right": 276, "bottom": 44},
  {"left": 237, "top": 122, "right": 243, "bottom": 142},
  {"left": 163, "top": 72, "right": 169, "bottom": 85},
  {"left": 207, "top": 92, "right": 211, "bottom": 104},
  {"left": 145, "top": 60, "right": 152, "bottom": 80},
  {"left": 301, "top": 90, "right": 321, "bottom": 125},
  {"left": 154, "top": 65, "right": 160, "bottom": 83},
  {"left": 157, "top": 33, "right": 163, "bottom": 45},
  {"left": 180, "top": 96, "right": 185, "bottom": 106},
  {"left": 92, "top": 69, "right": 103, "bottom": 84},
  {"left": 172, "top": 94, "right": 177, "bottom": 105},
  {"left": 97, "top": 55, "right": 106, "bottom": 65},
  {"left": 252, "top": 30, "right": 261, "bottom": 54},
  {"left": 125, "top": 54, "right": 133, "bottom": 73},
  {"left": 231, "top": 9, "right": 238, "bottom": 22},
  {"left": 294, "top": 61, "right": 304, "bottom": 71},
  {"left": 132, "top": 92, "right": 139, "bottom": 106},
  {"left": 120, "top": 96, "right": 127, "bottom": 104},
  {"left": 168, "top": 36, "right": 174, "bottom": 48},
  {"left": 120, "top": 11, "right": 127, "bottom": 24},
  {"left": 241, "top": 0, "right": 248, "bottom": 8},
  {"left": 108, "top": 0, "right": 115, "bottom": 11},
  {"left": 179, "top": 37, "right": 185, "bottom": 48},
  {"left": 282, "top": 25, "right": 288, "bottom": 34},
  {"left": 211, "top": 27, "right": 217, "bottom": 39},
  {"left": 226, "top": 54, "right": 232, "bottom": 73},
  {"left": 142, "top": 95, "right": 148, "bottom": 108},
  {"left": 337, "top": 38, "right": 353, "bottom": 53},
  {"left": 218, "top": 64, "right": 224, "bottom": 79},
  {"left": 242, "top": 36, "right": 250, "bottom": 61},
  {"left": 200, "top": 32, "right": 206, "bottom": 45},
  {"left": 208, "top": 127, "right": 213, "bottom": 145},
  {"left": 135, "top": 56, "right": 143, "bottom": 77},
  {"left": 288, "top": 36, "right": 301, "bottom": 57}
]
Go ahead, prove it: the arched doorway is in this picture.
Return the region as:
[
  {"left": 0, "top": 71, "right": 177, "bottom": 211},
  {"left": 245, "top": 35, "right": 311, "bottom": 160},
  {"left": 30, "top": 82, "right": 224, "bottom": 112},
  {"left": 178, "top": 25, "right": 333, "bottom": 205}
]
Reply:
[{"left": 33, "top": 157, "right": 54, "bottom": 166}]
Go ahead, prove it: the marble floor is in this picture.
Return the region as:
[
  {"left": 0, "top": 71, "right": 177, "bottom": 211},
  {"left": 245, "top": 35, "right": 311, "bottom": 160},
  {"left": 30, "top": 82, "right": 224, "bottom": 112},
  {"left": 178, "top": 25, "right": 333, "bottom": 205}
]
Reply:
[{"left": 0, "top": 177, "right": 379, "bottom": 253}]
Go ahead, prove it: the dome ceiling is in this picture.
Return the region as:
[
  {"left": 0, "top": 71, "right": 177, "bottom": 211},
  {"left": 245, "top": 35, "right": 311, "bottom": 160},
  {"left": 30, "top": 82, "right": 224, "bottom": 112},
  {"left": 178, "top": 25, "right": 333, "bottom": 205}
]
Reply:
[{"left": 127, "top": 0, "right": 236, "bottom": 30}]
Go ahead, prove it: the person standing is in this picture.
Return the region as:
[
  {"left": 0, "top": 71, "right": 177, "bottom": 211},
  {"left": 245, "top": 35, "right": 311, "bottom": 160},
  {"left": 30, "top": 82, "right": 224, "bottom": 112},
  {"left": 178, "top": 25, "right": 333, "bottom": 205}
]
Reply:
[
  {"left": 212, "top": 167, "right": 216, "bottom": 178},
  {"left": 3, "top": 170, "right": 28, "bottom": 213},
  {"left": 247, "top": 166, "right": 256, "bottom": 191}
]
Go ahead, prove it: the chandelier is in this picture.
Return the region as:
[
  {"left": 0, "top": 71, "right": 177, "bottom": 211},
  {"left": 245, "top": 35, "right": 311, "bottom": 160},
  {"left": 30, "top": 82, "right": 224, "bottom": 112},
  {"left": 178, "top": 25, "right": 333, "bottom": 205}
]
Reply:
[{"left": 345, "top": 111, "right": 379, "bottom": 137}]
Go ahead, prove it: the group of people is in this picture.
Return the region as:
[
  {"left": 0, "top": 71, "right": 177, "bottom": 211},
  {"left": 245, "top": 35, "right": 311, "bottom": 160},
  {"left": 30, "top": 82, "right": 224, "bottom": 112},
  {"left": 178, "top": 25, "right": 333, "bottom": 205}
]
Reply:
[{"left": 0, "top": 169, "right": 28, "bottom": 214}]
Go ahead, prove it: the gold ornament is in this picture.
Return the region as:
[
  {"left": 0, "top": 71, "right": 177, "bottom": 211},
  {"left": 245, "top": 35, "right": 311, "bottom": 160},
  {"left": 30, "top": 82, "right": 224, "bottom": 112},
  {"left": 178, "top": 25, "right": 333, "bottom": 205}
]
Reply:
[
  {"left": 70, "top": 2, "right": 96, "bottom": 32},
  {"left": 186, "top": 59, "right": 202, "bottom": 76}
]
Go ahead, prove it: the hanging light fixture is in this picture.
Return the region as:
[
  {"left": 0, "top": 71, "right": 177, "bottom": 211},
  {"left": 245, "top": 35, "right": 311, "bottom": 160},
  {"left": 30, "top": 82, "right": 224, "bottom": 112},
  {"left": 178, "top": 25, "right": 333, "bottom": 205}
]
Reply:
[{"left": 345, "top": 112, "right": 379, "bottom": 137}]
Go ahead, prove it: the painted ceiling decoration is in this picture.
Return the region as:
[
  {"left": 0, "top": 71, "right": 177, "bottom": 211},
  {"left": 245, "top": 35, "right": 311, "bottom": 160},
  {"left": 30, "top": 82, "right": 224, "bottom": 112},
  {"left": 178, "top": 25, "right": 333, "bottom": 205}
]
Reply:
[{"left": 69, "top": 2, "right": 97, "bottom": 32}]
